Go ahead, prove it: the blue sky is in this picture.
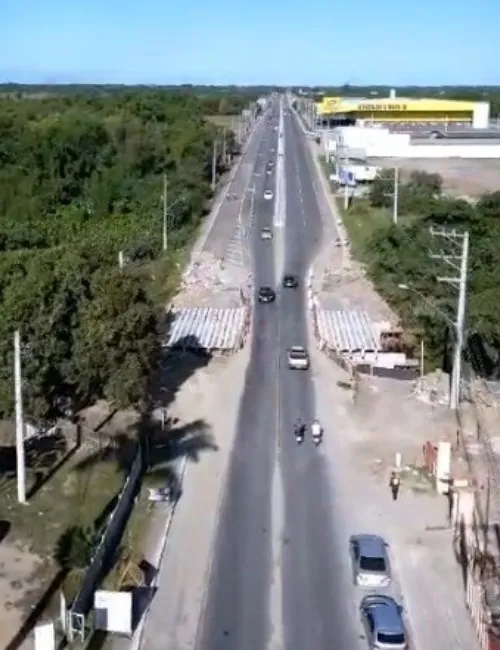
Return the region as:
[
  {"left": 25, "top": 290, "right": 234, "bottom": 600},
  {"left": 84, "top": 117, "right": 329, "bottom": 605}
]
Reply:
[{"left": 0, "top": 0, "right": 497, "bottom": 85}]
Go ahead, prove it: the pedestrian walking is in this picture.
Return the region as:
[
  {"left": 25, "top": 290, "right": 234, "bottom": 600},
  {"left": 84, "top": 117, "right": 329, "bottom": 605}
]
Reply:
[{"left": 389, "top": 471, "right": 400, "bottom": 501}]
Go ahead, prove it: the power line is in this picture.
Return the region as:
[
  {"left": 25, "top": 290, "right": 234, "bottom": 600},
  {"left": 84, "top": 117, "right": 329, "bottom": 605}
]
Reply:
[{"left": 429, "top": 227, "right": 470, "bottom": 410}]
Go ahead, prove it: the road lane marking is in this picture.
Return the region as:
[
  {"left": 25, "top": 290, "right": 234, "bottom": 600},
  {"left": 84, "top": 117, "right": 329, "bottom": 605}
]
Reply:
[{"left": 268, "top": 216, "right": 285, "bottom": 650}]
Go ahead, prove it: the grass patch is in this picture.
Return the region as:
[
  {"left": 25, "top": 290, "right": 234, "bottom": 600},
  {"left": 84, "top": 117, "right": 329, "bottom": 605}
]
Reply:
[
  {"left": 2, "top": 449, "right": 125, "bottom": 560},
  {"left": 205, "top": 114, "right": 237, "bottom": 129},
  {"left": 0, "top": 441, "right": 129, "bottom": 625}
]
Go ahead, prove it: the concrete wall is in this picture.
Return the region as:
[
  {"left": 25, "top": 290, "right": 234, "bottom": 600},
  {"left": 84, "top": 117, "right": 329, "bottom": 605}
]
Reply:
[
  {"left": 385, "top": 143, "right": 500, "bottom": 159},
  {"left": 473, "top": 103, "right": 490, "bottom": 129},
  {"left": 328, "top": 126, "right": 500, "bottom": 159}
]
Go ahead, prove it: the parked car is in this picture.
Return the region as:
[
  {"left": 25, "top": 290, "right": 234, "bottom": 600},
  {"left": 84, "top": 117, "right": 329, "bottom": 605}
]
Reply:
[
  {"left": 359, "top": 594, "right": 407, "bottom": 649},
  {"left": 350, "top": 534, "right": 391, "bottom": 589}
]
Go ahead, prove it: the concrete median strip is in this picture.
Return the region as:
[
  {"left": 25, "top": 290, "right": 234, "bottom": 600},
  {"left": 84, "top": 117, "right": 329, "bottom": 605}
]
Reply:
[{"left": 273, "top": 97, "right": 286, "bottom": 228}]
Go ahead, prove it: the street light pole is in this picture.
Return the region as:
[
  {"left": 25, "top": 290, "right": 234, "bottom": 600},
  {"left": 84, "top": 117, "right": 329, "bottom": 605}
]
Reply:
[
  {"left": 162, "top": 174, "right": 168, "bottom": 252},
  {"left": 211, "top": 141, "right": 217, "bottom": 191},
  {"left": 452, "top": 230, "right": 469, "bottom": 410},
  {"left": 393, "top": 166, "right": 399, "bottom": 225}
]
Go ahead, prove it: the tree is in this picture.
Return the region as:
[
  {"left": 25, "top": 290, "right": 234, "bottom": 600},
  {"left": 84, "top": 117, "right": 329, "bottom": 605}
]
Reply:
[
  {"left": 0, "top": 87, "right": 250, "bottom": 422},
  {"left": 360, "top": 175, "right": 500, "bottom": 374},
  {"left": 72, "top": 268, "right": 159, "bottom": 411},
  {"left": 54, "top": 525, "right": 98, "bottom": 570}
]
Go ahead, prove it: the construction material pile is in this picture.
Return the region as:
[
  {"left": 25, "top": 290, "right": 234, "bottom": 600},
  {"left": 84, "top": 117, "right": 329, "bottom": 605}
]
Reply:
[
  {"left": 413, "top": 370, "right": 450, "bottom": 406},
  {"left": 173, "top": 252, "right": 252, "bottom": 308}
]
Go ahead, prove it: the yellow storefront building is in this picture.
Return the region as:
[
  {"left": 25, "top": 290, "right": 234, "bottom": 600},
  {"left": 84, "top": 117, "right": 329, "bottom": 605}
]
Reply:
[{"left": 315, "top": 96, "right": 489, "bottom": 128}]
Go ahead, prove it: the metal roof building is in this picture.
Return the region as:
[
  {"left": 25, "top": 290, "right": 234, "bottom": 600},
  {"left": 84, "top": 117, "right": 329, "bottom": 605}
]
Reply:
[{"left": 315, "top": 94, "right": 489, "bottom": 129}]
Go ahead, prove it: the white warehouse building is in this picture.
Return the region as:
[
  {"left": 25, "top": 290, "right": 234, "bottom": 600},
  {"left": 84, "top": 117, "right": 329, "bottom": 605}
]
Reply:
[{"left": 327, "top": 126, "right": 500, "bottom": 159}]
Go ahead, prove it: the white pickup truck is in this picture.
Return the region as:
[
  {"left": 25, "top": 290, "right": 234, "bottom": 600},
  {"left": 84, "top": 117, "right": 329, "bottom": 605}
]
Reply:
[{"left": 287, "top": 346, "right": 310, "bottom": 370}]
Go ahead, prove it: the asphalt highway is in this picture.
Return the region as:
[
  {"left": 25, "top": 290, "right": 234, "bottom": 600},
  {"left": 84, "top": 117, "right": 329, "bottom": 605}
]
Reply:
[
  {"left": 195, "top": 115, "right": 280, "bottom": 650},
  {"left": 201, "top": 116, "right": 268, "bottom": 259},
  {"left": 196, "top": 102, "right": 360, "bottom": 650},
  {"left": 278, "top": 109, "right": 359, "bottom": 650}
]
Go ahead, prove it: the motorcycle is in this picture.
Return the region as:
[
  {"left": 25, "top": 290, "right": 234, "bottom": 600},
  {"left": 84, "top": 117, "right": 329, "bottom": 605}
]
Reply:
[
  {"left": 312, "top": 423, "right": 323, "bottom": 446},
  {"left": 295, "top": 427, "right": 305, "bottom": 445},
  {"left": 312, "top": 432, "right": 322, "bottom": 446}
]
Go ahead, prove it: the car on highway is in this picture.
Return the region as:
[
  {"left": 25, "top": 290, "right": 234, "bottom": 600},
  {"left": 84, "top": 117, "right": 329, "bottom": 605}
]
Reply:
[
  {"left": 260, "top": 227, "right": 273, "bottom": 240},
  {"left": 350, "top": 534, "right": 391, "bottom": 589},
  {"left": 257, "top": 286, "right": 276, "bottom": 303},
  {"left": 263, "top": 189, "right": 274, "bottom": 200},
  {"left": 266, "top": 163, "right": 274, "bottom": 175},
  {"left": 283, "top": 274, "right": 298, "bottom": 288},
  {"left": 359, "top": 594, "right": 407, "bottom": 649},
  {"left": 287, "top": 346, "right": 310, "bottom": 370}
]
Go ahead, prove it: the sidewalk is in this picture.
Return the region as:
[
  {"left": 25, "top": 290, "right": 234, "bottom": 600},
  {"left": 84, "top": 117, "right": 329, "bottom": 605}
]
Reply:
[{"left": 111, "top": 349, "right": 249, "bottom": 650}]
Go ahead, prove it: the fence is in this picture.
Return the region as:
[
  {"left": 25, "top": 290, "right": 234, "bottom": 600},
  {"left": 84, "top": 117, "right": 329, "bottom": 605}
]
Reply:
[
  {"left": 456, "top": 371, "right": 500, "bottom": 650},
  {"left": 454, "top": 489, "right": 500, "bottom": 650},
  {"left": 68, "top": 441, "right": 145, "bottom": 641}
]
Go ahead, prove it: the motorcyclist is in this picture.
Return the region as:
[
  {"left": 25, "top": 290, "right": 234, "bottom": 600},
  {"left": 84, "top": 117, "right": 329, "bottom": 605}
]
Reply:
[
  {"left": 311, "top": 418, "right": 322, "bottom": 439},
  {"left": 294, "top": 418, "right": 305, "bottom": 438}
]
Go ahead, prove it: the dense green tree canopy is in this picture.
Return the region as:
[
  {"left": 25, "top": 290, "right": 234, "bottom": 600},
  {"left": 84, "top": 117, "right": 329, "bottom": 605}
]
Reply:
[
  {"left": 356, "top": 173, "right": 500, "bottom": 374},
  {"left": 0, "top": 88, "right": 246, "bottom": 423}
]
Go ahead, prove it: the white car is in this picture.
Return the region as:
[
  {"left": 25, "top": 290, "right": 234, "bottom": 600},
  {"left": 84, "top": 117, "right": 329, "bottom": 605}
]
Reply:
[
  {"left": 263, "top": 190, "right": 274, "bottom": 200},
  {"left": 287, "top": 346, "right": 310, "bottom": 370},
  {"left": 260, "top": 227, "right": 273, "bottom": 240}
]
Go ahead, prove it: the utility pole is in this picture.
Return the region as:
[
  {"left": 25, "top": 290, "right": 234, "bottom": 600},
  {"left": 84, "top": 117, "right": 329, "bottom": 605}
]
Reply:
[
  {"left": 429, "top": 227, "right": 470, "bottom": 410},
  {"left": 222, "top": 128, "right": 227, "bottom": 166},
  {"left": 393, "top": 166, "right": 399, "bottom": 225},
  {"left": 211, "top": 141, "right": 217, "bottom": 191},
  {"left": 162, "top": 173, "right": 168, "bottom": 252},
  {"left": 14, "top": 329, "right": 26, "bottom": 504},
  {"left": 237, "top": 117, "right": 242, "bottom": 145}
]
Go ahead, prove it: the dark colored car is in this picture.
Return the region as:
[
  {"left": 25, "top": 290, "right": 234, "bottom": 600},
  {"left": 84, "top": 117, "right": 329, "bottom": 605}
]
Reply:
[
  {"left": 283, "top": 274, "right": 298, "bottom": 288},
  {"left": 257, "top": 286, "right": 276, "bottom": 303}
]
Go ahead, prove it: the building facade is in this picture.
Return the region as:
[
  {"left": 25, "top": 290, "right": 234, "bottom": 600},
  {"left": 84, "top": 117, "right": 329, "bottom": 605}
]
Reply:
[{"left": 316, "top": 96, "right": 490, "bottom": 129}]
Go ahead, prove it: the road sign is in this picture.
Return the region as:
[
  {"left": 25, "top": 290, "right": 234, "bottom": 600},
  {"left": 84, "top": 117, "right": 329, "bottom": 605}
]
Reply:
[{"left": 339, "top": 168, "right": 356, "bottom": 188}]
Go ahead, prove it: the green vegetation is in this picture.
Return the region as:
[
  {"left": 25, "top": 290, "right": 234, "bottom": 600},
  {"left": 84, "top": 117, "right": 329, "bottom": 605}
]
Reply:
[
  {"left": 205, "top": 114, "right": 238, "bottom": 128},
  {"left": 340, "top": 170, "right": 500, "bottom": 371},
  {"left": 0, "top": 88, "right": 249, "bottom": 424},
  {"left": 55, "top": 525, "right": 98, "bottom": 570}
]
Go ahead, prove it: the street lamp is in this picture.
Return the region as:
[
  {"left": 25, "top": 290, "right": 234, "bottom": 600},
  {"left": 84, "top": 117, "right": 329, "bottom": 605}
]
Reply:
[{"left": 397, "top": 283, "right": 460, "bottom": 409}]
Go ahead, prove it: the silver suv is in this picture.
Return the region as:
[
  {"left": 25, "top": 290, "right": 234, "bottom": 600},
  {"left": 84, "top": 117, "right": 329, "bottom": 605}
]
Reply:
[
  {"left": 350, "top": 534, "right": 391, "bottom": 589},
  {"left": 360, "top": 594, "right": 407, "bottom": 649}
]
